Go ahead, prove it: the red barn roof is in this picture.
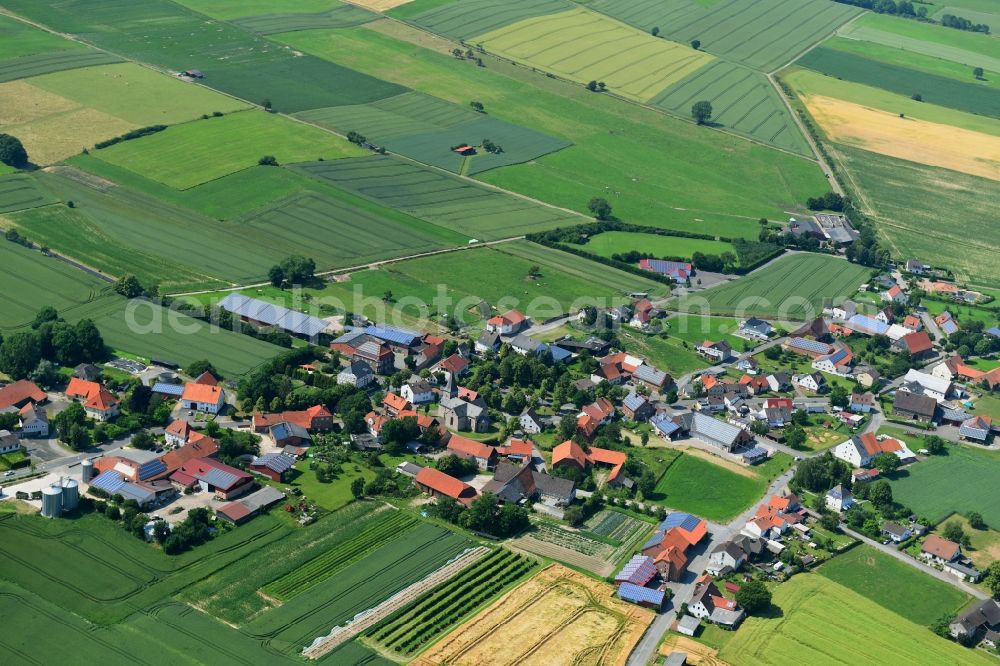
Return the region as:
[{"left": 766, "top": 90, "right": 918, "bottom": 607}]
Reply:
[
  {"left": 0, "top": 380, "right": 46, "bottom": 410},
  {"left": 415, "top": 467, "right": 476, "bottom": 500}
]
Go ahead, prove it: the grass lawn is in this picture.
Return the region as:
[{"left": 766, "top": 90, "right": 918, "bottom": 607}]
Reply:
[
  {"left": 29, "top": 62, "right": 249, "bottom": 125},
  {"left": 273, "top": 23, "right": 828, "bottom": 240},
  {"left": 267, "top": 460, "right": 375, "bottom": 512},
  {"left": 818, "top": 545, "right": 972, "bottom": 626},
  {"left": 618, "top": 330, "right": 710, "bottom": 377},
  {"left": 92, "top": 109, "right": 367, "bottom": 189},
  {"left": 650, "top": 452, "right": 791, "bottom": 522},
  {"left": 677, "top": 253, "right": 872, "bottom": 320},
  {"left": 933, "top": 514, "right": 1000, "bottom": 569},
  {"left": 720, "top": 574, "right": 994, "bottom": 665},
  {"left": 583, "top": 232, "right": 736, "bottom": 261},
  {"left": 662, "top": 314, "right": 752, "bottom": 350},
  {"left": 972, "top": 394, "right": 1000, "bottom": 421},
  {"left": 889, "top": 443, "right": 1000, "bottom": 527}
]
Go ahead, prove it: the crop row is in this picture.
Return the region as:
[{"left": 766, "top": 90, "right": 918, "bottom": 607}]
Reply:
[
  {"left": 263, "top": 511, "right": 416, "bottom": 600},
  {"left": 533, "top": 523, "right": 613, "bottom": 557},
  {"left": 370, "top": 549, "right": 536, "bottom": 656}
]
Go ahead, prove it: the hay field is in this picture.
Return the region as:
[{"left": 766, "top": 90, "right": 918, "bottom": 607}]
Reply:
[
  {"left": 92, "top": 110, "right": 367, "bottom": 189},
  {"left": 29, "top": 62, "right": 249, "bottom": 124},
  {"left": 474, "top": 8, "right": 714, "bottom": 102},
  {"left": 719, "top": 575, "right": 993, "bottom": 666},
  {"left": 0, "top": 102, "right": 135, "bottom": 165},
  {"left": 803, "top": 94, "right": 1000, "bottom": 181},
  {"left": 591, "top": 0, "right": 861, "bottom": 72},
  {"left": 354, "top": 0, "right": 414, "bottom": 10},
  {"left": 415, "top": 564, "right": 653, "bottom": 666}
]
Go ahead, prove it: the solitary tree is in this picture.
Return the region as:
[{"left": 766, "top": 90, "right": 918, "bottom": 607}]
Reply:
[
  {"left": 651, "top": 26, "right": 660, "bottom": 36},
  {"left": 968, "top": 511, "right": 987, "bottom": 530},
  {"left": 0, "top": 133, "right": 28, "bottom": 168},
  {"left": 588, "top": 196, "right": 612, "bottom": 220},
  {"left": 470, "top": 100, "right": 485, "bottom": 113},
  {"left": 691, "top": 100, "right": 713, "bottom": 125},
  {"left": 586, "top": 80, "right": 599, "bottom": 92},
  {"left": 735, "top": 579, "right": 771, "bottom": 614},
  {"left": 973, "top": 66, "right": 985, "bottom": 79},
  {"left": 258, "top": 155, "right": 278, "bottom": 166},
  {"left": 351, "top": 477, "right": 365, "bottom": 499},
  {"left": 113, "top": 274, "right": 144, "bottom": 298},
  {"left": 691, "top": 39, "right": 701, "bottom": 50},
  {"left": 911, "top": 93, "right": 923, "bottom": 102}
]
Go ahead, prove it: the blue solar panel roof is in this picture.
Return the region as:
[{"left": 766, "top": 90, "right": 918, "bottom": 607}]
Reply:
[
  {"left": 152, "top": 383, "right": 184, "bottom": 396},
  {"left": 254, "top": 452, "right": 296, "bottom": 473},
  {"left": 201, "top": 467, "right": 239, "bottom": 489},
  {"left": 623, "top": 393, "right": 646, "bottom": 411},
  {"left": 617, "top": 583, "right": 665, "bottom": 605},
  {"left": 662, "top": 513, "right": 701, "bottom": 532},
  {"left": 789, "top": 337, "right": 831, "bottom": 354},
  {"left": 138, "top": 459, "right": 167, "bottom": 480},
  {"left": 220, "top": 293, "right": 328, "bottom": 337},
  {"left": 365, "top": 325, "right": 421, "bottom": 346},
  {"left": 616, "top": 555, "right": 657, "bottom": 586},
  {"left": 90, "top": 470, "right": 127, "bottom": 493},
  {"left": 941, "top": 320, "right": 959, "bottom": 335},
  {"left": 847, "top": 315, "right": 890, "bottom": 335}
]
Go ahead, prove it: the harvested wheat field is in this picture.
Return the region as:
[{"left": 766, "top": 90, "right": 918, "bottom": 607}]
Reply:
[
  {"left": 803, "top": 94, "right": 1000, "bottom": 181},
  {"left": 414, "top": 564, "right": 653, "bottom": 666},
  {"left": 353, "top": 0, "right": 412, "bottom": 10},
  {"left": 659, "top": 635, "right": 732, "bottom": 666}
]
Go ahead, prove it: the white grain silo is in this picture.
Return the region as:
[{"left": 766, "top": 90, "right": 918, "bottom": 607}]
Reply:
[
  {"left": 60, "top": 478, "right": 79, "bottom": 512},
  {"left": 41, "top": 485, "right": 62, "bottom": 518},
  {"left": 81, "top": 459, "right": 95, "bottom": 483}
]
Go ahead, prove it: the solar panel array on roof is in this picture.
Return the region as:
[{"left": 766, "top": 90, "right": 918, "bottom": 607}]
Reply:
[
  {"left": 959, "top": 418, "right": 990, "bottom": 441},
  {"left": 633, "top": 364, "right": 667, "bottom": 385},
  {"left": 90, "top": 470, "right": 127, "bottom": 493},
  {"left": 789, "top": 337, "right": 831, "bottom": 354},
  {"left": 847, "top": 314, "right": 890, "bottom": 335},
  {"left": 643, "top": 512, "right": 702, "bottom": 550},
  {"left": 941, "top": 320, "right": 960, "bottom": 335},
  {"left": 137, "top": 458, "right": 167, "bottom": 480},
  {"left": 825, "top": 349, "right": 849, "bottom": 364},
  {"left": 617, "top": 582, "right": 665, "bottom": 606},
  {"left": 651, "top": 415, "right": 680, "bottom": 437},
  {"left": 201, "top": 467, "right": 239, "bottom": 490},
  {"left": 254, "top": 452, "right": 296, "bottom": 473},
  {"left": 690, "top": 412, "right": 743, "bottom": 447},
  {"left": 615, "top": 555, "right": 657, "bottom": 586},
  {"left": 119, "top": 483, "right": 156, "bottom": 505},
  {"left": 219, "top": 293, "right": 328, "bottom": 337},
  {"left": 623, "top": 393, "right": 646, "bottom": 411},
  {"left": 364, "top": 325, "right": 421, "bottom": 346},
  {"left": 152, "top": 382, "right": 185, "bottom": 396}
]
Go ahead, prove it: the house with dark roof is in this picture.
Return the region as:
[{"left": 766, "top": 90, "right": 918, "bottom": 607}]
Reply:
[
  {"left": 706, "top": 542, "right": 748, "bottom": 576},
  {"left": 269, "top": 421, "right": 311, "bottom": 448},
  {"left": 0, "top": 430, "right": 23, "bottom": 455},
  {"left": 950, "top": 599, "right": 1000, "bottom": 645},
  {"left": 638, "top": 259, "right": 691, "bottom": 283},
  {"left": 696, "top": 340, "right": 733, "bottom": 362},
  {"left": 337, "top": 360, "right": 374, "bottom": 388},
  {"left": 17, "top": 403, "right": 48, "bottom": 438},
  {"left": 738, "top": 318, "right": 773, "bottom": 340},
  {"left": 621, "top": 393, "right": 654, "bottom": 422},
  {"left": 518, "top": 408, "right": 545, "bottom": 434},
  {"left": 440, "top": 394, "right": 490, "bottom": 432},
  {"left": 959, "top": 415, "right": 993, "bottom": 443},
  {"left": 475, "top": 329, "right": 501, "bottom": 354},
  {"left": 688, "top": 578, "right": 745, "bottom": 629},
  {"left": 482, "top": 460, "right": 575, "bottom": 507},
  {"left": 679, "top": 411, "right": 753, "bottom": 452},
  {"left": 893, "top": 389, "right": 938, "bottom": 423}
]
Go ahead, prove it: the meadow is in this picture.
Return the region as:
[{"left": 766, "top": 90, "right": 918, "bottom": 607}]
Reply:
[
  {"left": 797, "top": 48, "right": 1000, "bottom": 120},
  {"left": 473, "top": 8, "right": 714, "bottom": 103},
  {"left": 368, "top": 548, "right": 538, "bottom": 659},
  {"left": 298, "top": 91, "right": 571, "bottom": 175},
  {"left": 294, "top": 156, "right": 580, "bottom": 239},
  {"left": 649, "top": 61, "right": 810, "bottom": 155},
  {"left": 677, "top": 253, "right": 871, "bottom": 320},
  {"left": 930, "top": 514, "right": 1000, "bottom": 569},
  {"left": 582, "top": 231, "right": 735, "bottom": 260},
  {"left": 277, "top": 25, "right": 828, "bottom": 237},
  {"left": 590, "top": 0, "right": 861, "bottom": 72},
  {"left": 651, "top": 452, "right": 788, "bottom": 521},
  {"left": 92, "top": 110, "right": 366, "bottom": 189},
  {"left": 719, "top": 575, "right": 993, "bottom": 665},
  {"left": 391, "top": 0, "right": 573, "bottom": 41},
  {"left": 840, "top": 12, "right": 1000, "bottom": 72},
  {"left": 832, "top": 146, "right": 999, "bottom": 289},
  {"left": 889, "top": 443, "right": 1000, "bottom": 527},
  {"left": 618, "top": 329, "right": 711, "bottom": 376},
  {"left": 818, "top": 545, "right": 972, "bottom": 626},
  {"left": 0, "top": 13, "right": 86, "bottom": 60},
  {"left": 0, "top": 172, "right": 58, "bottom": 213},
  {"left": 174, "top": 0, "right": 345, "bottom": 19},
  {"left": 0, "top": 0, "right": 405, "bottom": 114}
]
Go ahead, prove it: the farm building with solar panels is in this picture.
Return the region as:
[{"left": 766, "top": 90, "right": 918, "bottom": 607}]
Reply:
[
  {"left": 170, "top": 458, "right": 254, "bottom": 500},
  {"left": 219, "top": 293, "right": 331, "bottom": 339}
]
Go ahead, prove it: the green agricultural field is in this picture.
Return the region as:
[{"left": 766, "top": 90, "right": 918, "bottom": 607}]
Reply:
[
  {"left": 785, "top": 68, "right": 1000, "bottom": 136},
  {"left": 1, "top": 0, "right": 405, "bottom": 114},
  {"left": 651, "top": 453, "right": 782, "bottom": 521},
  {"left": 591, "top": 0, "right": 861, "bottom": 72},
  {"left": 0, "top": 13, "right": 87, "bottom": 60},
  {"left": 473, "top": 8, "right": 715, "bottom": 103},
  {"left": 280, "top": 25, "right": 828, "bottom": 238},
  {"left": 720, "top": 575, "right": 994, "bottom": 666},
  {"left": 818, "top": 545, "right": 971, "bottom": 626},
  {"left": 91, "top": 110, "right": 366, "bottom": 189},
  {"left": 230, "top": 5, "right": 376, "bottom": 34},
  {"left": 391, "top": 0, "right": 573, "bottom": 41},
  {"left": 293, "top": 156, "right": 580, "bottom": 239},
  {"left": 0, "top": 173, "right": 58, "bottom": 213},
  {"left": 677, "top": 253, "right": 871, "bottom": 320},
  {"left": 889, "top": 443, "right": 1000, "bottom": 527},
  {"left": 581, "top": 231, "right": 735, "bottom": 260},
  {"left": 797, "top": 47, "right": 1000, "bottom": 119},
  {"left": 823, "top": 36, "right": 1000, "bottom": 93},
  {"left": 174, "top": 0, "right": 344, "bottom": 19},
  {"left": 840, "top": 13, "right": 1000, "bottom": 72},
  {"left": 314, "top": 240, "right": 667, "bottom": 321},
  {"left": 649, "top": 61, "right": 811, "bottom": 155},
  {"left": 0, "top": 51, "right": 122, "bottom": 83},
  {"left": 28, "top": 62, "right": 250, "bottom": 125},
  {"left": 831, "top": 146, "right": 1000, "bottom": 289},
  {"left": 368, "top": 548, "right": 538, "bottom": 659},
  {"left": 662, "top": 314, "right": 748, "bottom": 349},
  {"left": 242, "top": 522, "right": 469, "bottom": 656},
  {"left": 933, "top": 4, "right": 1000, "bottom": 27},
  {"left": 0, "top": 240, "right": 106, "bottom": 328},
  {"left": 297, "top": 91, "right": 571, "bottom": 175}
]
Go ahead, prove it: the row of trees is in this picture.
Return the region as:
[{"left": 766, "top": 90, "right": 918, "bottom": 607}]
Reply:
[{"left": 0, "top": 307, "right": 106, "bottom": 379}]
